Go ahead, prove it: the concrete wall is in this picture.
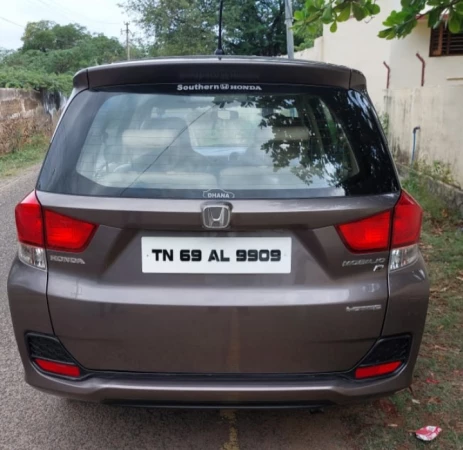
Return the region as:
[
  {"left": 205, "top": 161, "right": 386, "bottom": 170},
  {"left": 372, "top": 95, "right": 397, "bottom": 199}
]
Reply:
[
  {"left": 0, "top": 89, "right": 46, "bottom": 121},
  {"left": 0, "top": 88, "right": 66, "bottom": 127},
  {"left": 385, "top": 86, "right": 463, "bottom": 187}
]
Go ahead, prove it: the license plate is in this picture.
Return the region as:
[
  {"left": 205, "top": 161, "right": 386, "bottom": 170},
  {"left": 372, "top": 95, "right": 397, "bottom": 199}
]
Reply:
[{"left": 141, "top": 237, "right": 291, "bottom": 274}]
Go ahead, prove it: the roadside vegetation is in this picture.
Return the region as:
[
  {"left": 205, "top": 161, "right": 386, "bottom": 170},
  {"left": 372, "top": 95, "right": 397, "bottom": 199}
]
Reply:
[
  {"left": 341, "top": 171, "right": 463, "bottom": 449},
  {"left": 0, "top": 117, "right": 50, "bottom": 178},
  {"left": 0, "top": 21, "right": 132, "bottom": 95}
]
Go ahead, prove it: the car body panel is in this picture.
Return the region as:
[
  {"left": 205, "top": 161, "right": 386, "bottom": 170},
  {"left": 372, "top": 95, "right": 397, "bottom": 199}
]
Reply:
[
  {"left": 72, "top": 56, "right": 363, "bottom": 92},
  {"left": 37, "top": 191, "right": 395, "bottom": 373}
]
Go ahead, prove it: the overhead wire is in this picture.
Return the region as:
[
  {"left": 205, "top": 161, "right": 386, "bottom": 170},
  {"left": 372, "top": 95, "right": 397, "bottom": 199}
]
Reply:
[
  {"left": 43, "top": 0, "right": 120, "bottom": 25},
  {"left": 0, "top": 16, "right": 24, "bottom": 28}
]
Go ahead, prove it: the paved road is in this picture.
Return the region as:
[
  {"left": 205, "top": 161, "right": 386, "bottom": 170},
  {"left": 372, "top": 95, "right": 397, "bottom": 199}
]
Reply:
[{"left": 0, "top": 168, "right": 353, "bottom": 450}]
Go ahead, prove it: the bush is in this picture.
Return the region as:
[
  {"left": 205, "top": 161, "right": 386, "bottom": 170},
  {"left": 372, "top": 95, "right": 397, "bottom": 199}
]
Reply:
[
  {"left": 402, "top": 168, "right": 461, "bottom": 224},
  {"left": 0, "top": 116, "right": 52, "bottom": 155},
  {"left": 0, "top": 67, "right": 72, "bottom": 95}
]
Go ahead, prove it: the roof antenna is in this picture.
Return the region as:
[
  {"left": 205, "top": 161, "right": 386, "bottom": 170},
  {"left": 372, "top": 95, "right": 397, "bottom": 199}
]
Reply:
[{"left": 215, "top": 0, "right": 225, "bottom": 55}]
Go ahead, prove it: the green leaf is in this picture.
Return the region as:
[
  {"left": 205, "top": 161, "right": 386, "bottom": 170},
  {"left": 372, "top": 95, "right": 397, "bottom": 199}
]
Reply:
[
  {"left": 448, "top": 12, "right": 462, "bottom": 33},
  {"left": 321, "top": 5, "right": 334, "bottom": 23},
  {"left": 352, "top": 3, "right": 367, "bottom": 20},
  {"left": 455, "top": 2, "right": 463, "bottom": 14},
  {"left": 427, "top": 8, "right": 441, "bottom": 28},
  {"left": 371, "top": 3, "right": 380, "bottom": 14},
  {"left": 337, "top": 4, "right": 352, "bottom": 21},
  {"left": 294, "top": 10, "right": 305, "bottom": 20},
  {"left": 330, "top": 21, "right": 338, "bottom": 32},
  {"left": 378, "top": 27, "right": 396, "bottom": 39}
]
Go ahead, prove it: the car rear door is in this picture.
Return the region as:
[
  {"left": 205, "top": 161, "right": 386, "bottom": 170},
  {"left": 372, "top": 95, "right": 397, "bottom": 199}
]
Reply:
[{"left": 38, "top": 83, "right": 400, "bottom": 374}]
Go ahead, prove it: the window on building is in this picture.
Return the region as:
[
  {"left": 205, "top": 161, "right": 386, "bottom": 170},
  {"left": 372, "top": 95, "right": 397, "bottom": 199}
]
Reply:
[{"left": 430, "top": 24, "right": 463, "bottom": 56}]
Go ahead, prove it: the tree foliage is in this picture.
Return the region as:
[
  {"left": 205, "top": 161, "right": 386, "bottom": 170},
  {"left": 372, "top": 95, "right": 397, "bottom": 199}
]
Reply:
[
  {"left": 294, "top": 0, "right": 463, "bottom": 39},
  {"left": 0, "top": 67, "right": 73, "bottom": 95},
  {"left": 122, "top": 0, "right": 309, "bottom": 56},
  {"left": 1, "top": 21, "right": 129, "bottom": 94}
]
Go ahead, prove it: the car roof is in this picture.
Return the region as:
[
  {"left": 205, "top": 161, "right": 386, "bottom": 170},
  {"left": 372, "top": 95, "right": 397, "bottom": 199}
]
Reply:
[{"left": 73, "top": 55, "right": 366, "bottom": 92}]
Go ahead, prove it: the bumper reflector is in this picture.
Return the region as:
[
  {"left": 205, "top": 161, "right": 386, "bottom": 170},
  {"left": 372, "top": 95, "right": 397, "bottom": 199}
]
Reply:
[
  {"left": 34, "top": 358, "right": 81, "bottom": 378},
  {"left": 354, "top": 361, "right": 402, "bottom": 379}
]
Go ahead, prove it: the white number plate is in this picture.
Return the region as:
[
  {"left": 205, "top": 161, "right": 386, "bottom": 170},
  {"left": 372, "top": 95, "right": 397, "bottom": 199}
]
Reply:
[{"left": 141, "top": 237, "right": 291, "bottom": 274}]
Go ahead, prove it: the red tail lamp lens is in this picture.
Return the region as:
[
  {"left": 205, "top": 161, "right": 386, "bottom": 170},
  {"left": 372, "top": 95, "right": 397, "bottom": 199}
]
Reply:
[
  {"left": 34, "top": 359, "right": 81, "bottom": 378},
  {"left": 337, "top": 211, "right": 391, "bottom": 252},
  {"left": 44, "top": 210, "right": 96, "bottom": 252},
  {"left": 392, "top": 191, "right": 423, "bottom": 248},
  {"left": 15, "top": 191, "right": 44, "bottom": 247},
  {"left": 355, "top": 361, "right": 402, "bottom": 379},
  {"left": 337, "top": 191, "right": 422, "bottom": 253},
  {"left": 15, "top": 191, "right": 97, "bottom": 253}
]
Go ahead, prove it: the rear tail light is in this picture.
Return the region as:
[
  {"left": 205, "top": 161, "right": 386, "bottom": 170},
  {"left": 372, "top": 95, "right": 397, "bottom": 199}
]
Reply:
[
  {"left": 354, "top": 361, "right": 402, "bottom": 379},
  {"left": 34, "top": 358, "right": 81, "bottom": 378},
  {"left": 15, "top": 192, "right": 46, "bottom": 269},
  {"left": 337, "top": 211, "right": 391, "bottom": 252},
  {"left": 337, "top": 191, "right": 422, "bottom": 270},
  {"left": 15, "top": 191, "right": 44, "bottom": 247},
  {"left": 388, "top": 191, "right": 422, "bottom": 270},
  {"left": 15, "top": 191, "right": 97, "bottom": 268},
  {"left": 44, "top": 210, "right": 96, "bottom": 252},
  {"left": 391, "top": 191, "right": 423, "bottom": 247},
  {"left": 353, "top": 335, "right": 410, "bottom": 379},
  {"left": 389, "top": 244, "right": 420, "bottom": 271}
]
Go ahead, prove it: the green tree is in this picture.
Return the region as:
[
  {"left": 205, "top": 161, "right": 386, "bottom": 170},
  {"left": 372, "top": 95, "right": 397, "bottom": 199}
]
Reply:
[
  {"left": 52, "top": 23, "right": 87, "bottom": 50},
  {"left": 294, "top": 0, "right": 463, "bottom": 39},
  {"left": 2, "top": 21, "right": 128, "bottom": 94},
  {"left": 21, "top": 21, "right": 57, "bottom": 52},
  {"left": 122, "top": 0, "right": 307, "bottom": 56}
]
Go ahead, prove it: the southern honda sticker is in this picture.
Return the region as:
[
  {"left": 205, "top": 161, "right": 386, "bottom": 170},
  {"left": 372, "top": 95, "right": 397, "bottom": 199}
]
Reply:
[{"left": 177, "top": 84, "right": 262, "bottom": 91}]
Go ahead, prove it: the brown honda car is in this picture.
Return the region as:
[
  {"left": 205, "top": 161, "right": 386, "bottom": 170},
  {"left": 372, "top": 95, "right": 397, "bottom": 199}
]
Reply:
[{"left": 8, "top": 56, "right": 429, "bottom": 408}]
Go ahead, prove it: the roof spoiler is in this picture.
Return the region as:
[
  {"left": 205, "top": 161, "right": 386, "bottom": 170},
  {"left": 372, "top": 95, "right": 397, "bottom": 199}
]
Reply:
[{"left": 73, "top": 57, "right": 366, "bottom": 93}]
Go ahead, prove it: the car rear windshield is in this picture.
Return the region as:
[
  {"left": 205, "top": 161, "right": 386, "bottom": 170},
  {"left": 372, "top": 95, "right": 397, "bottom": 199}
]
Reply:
[{"left": 37, "top": 84, "right": 399, "bottom": 199}]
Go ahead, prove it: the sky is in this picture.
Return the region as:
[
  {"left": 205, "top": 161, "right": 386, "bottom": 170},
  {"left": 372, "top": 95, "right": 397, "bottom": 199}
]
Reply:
[{"left": 0, "top": 0, "right": 138, "bottom": 50}]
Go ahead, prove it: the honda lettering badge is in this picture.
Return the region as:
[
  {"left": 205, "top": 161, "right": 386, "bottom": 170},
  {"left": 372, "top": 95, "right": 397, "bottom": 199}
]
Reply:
[{"left": 202, "top": 204, "right": 231, "bottom": 229}]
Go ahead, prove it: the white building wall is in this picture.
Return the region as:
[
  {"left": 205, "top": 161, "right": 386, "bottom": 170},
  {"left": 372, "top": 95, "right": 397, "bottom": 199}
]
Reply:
[
  {"left": 388, "top": 21, "right": 463, "bottom": 89},
  {"left": 294, "top": 0, "right": 398, "bottom": 109},
  {"left": 292, "top": 2, "right": 463, "bottom": 186},
  {"left": 319, "top": 6, "right": 396, "bottom": 109},
  {"left": 293, "top": 0, "right": 463, "bottom": 102},
  {"left": 385, "top": 86, "right": 463, "bottom": 187}
]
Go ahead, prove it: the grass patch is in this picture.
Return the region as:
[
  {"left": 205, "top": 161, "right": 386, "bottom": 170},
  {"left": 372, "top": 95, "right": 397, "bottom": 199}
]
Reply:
[
  {"left": 342, "top": 175, "right": 463, "bottom": 449},
  {"left": 0, "top": 134, "right": 48, "bottom": 178}
]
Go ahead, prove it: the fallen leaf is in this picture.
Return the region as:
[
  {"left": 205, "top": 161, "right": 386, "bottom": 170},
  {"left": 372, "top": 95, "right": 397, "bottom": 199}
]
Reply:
[
  {"left": 426, "top": 377, "right": 440, "bottom": 384},
  {"left": 427, "top": 396, "right": 442, "bottom": 405},
  {"left": 412, "top": 399, "right": 420, "bottom": 405},
  {"left": 378, "top": 398, "right": 398, "bottom": 416},
  {"left": 388, "top": 423, "right": 398, "bottom": 428}
]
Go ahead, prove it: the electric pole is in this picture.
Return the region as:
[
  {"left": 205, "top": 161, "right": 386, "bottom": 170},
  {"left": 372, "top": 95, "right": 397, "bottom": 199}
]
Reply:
[
  {"left": 285, "top": 0, "right": 294, "bottom": 59},
  {"left": 123, "top": 22, "right": 131, "bottom": 60}
]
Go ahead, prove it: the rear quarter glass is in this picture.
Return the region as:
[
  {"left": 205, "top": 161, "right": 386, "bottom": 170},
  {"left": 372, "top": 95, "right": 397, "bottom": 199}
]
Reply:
[{"left": 37, "top": 84, "right": 399, "bottom": 199}]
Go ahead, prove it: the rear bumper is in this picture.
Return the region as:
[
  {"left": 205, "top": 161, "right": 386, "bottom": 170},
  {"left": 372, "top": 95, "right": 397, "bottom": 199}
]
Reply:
[
  {"left": 23, "top": 359, "right": 414, "bottom": 407},
  {"left": 9, "top": 256, "right": 429, "bottom": 408}
]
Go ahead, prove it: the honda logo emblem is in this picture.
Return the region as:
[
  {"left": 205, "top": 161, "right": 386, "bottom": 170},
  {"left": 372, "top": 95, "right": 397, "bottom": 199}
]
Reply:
[{"left": 202, "top": 204, "right": 231, "bottom": 229}]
